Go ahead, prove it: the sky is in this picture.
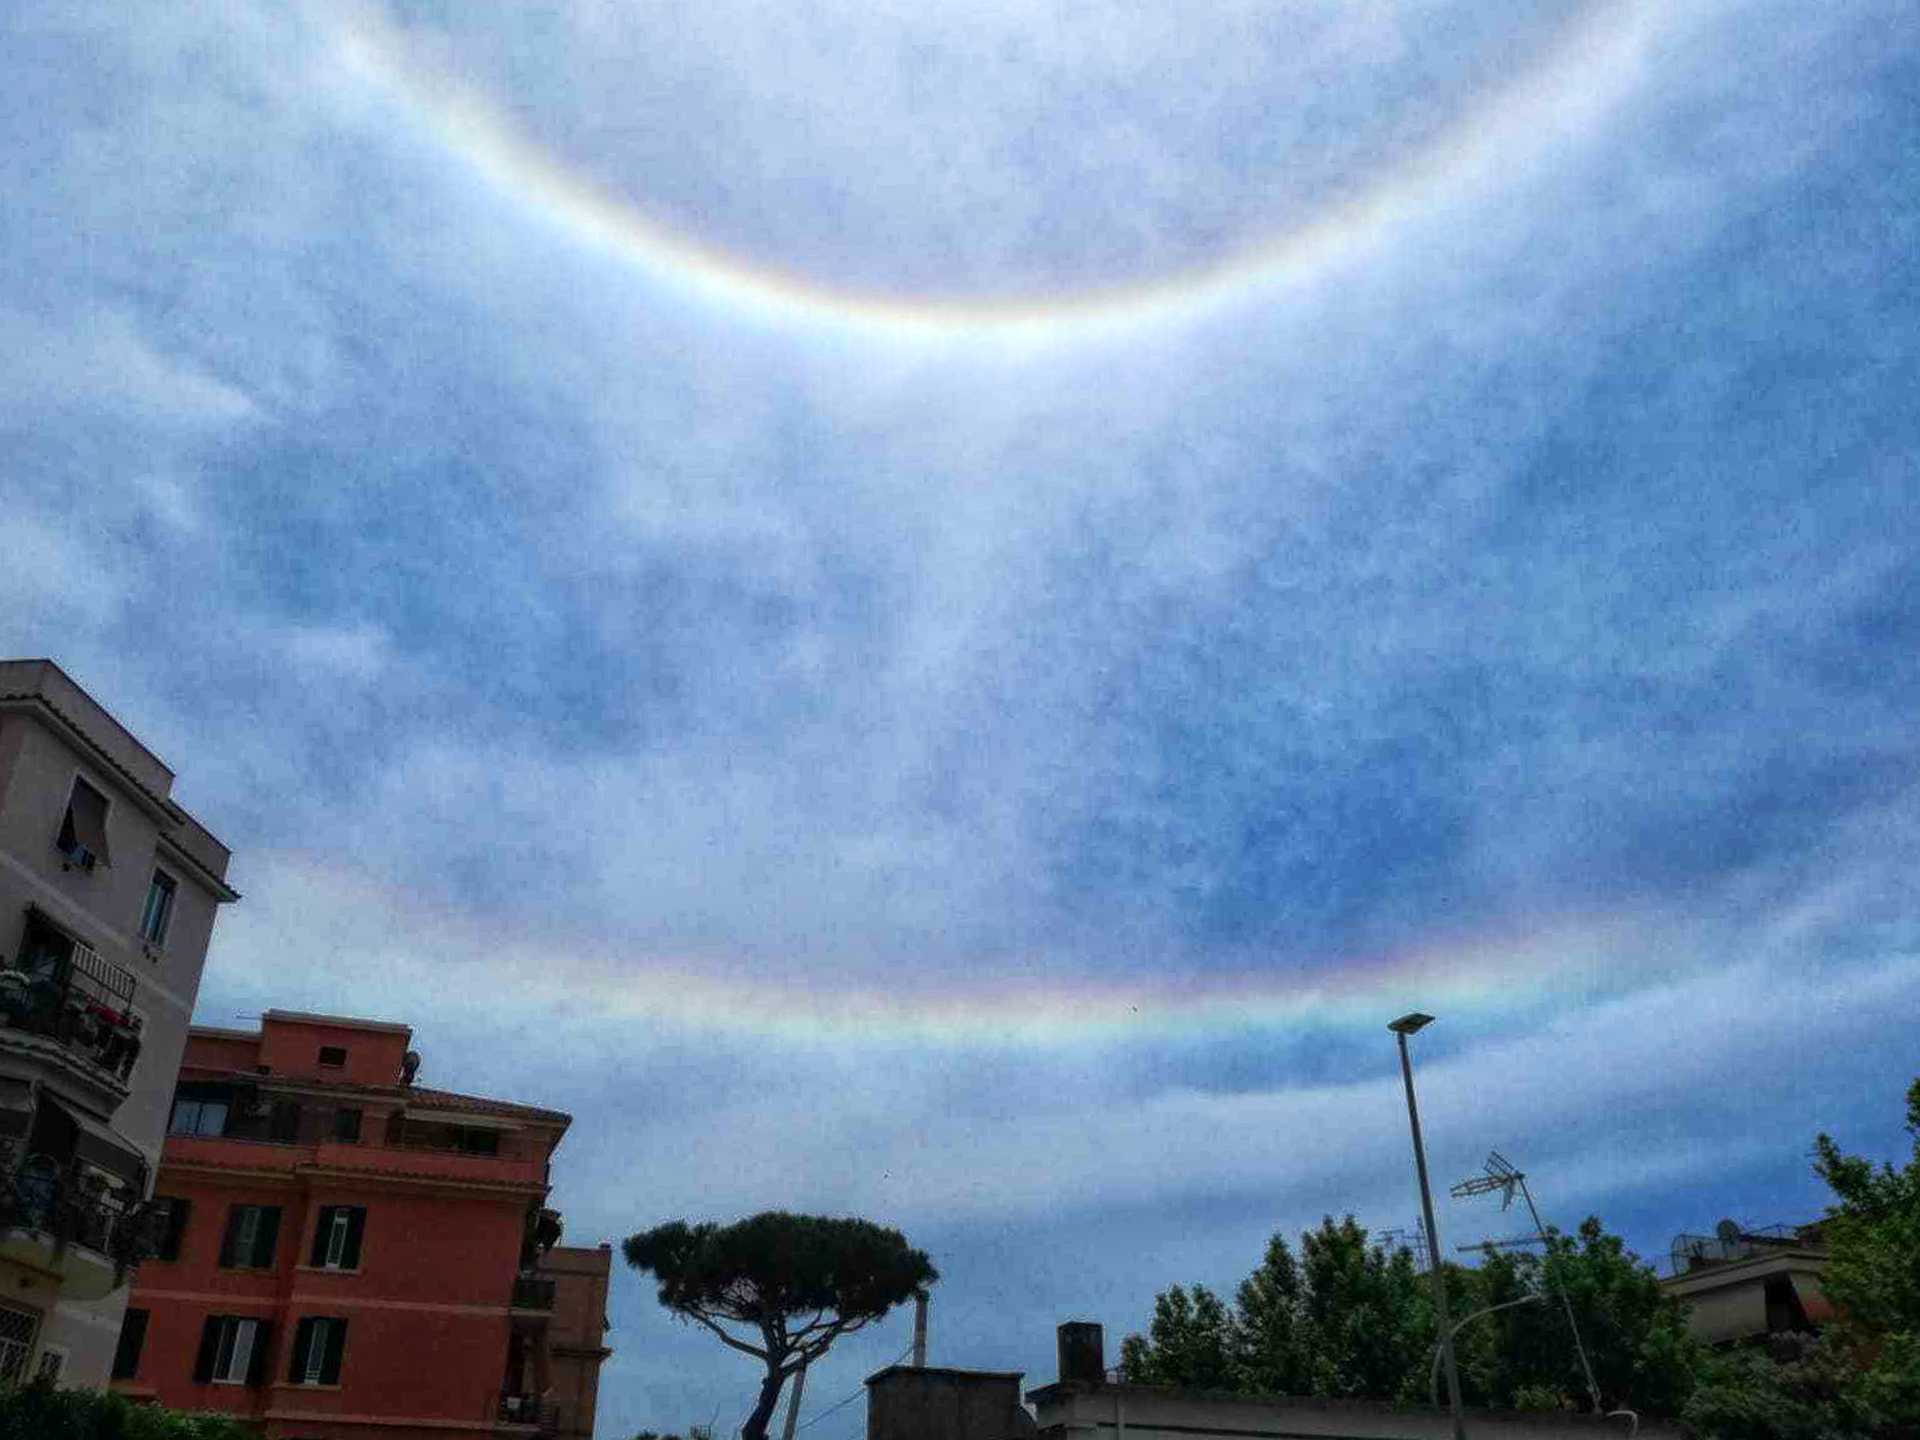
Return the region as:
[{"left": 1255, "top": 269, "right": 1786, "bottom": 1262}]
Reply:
[{"left": 3, "top": 0, "right": 1917, "bottom": 1433}]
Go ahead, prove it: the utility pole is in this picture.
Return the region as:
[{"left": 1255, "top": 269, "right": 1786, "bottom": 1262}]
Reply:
[
  {"left": 1390, "top": 1012, "right": 1467, "bottom": 1440},
  {"left": 779, "top": 1363, "right": 807, "bottom": 1440}
]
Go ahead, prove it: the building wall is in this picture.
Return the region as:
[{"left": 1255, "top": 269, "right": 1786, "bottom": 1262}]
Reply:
[
  {"left": 542, "top": 1244, "right": 613, "bottom": 1440},
  {"left": 1029, "top": 1383, "right": 1680, "bottom": 1440},
  {"left": 119, "top": 1015, "right": 569, "bottom": 1439},
  {"left": 867, "top": 1365, "right": 1035, "bottom": 1440},
  {"left": 0, "top": 662, "right": 236, "bottom": 1387}
]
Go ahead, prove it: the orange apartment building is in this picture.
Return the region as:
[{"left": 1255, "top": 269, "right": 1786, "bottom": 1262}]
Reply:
[{"left": 110, "top": 1011, "right": 609, "bottom": 1439}]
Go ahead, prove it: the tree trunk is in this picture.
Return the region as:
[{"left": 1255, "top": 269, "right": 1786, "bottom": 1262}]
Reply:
[{"left": 739, "top": 1366, "right": 787, "bottom": 1440}]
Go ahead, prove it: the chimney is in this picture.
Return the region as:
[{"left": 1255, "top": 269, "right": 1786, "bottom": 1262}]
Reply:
[{"left": 1056, "top": 1322, "right": 1104, "bottom": 1385}]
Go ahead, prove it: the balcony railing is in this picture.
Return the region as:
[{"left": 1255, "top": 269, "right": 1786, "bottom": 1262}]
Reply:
[
  {"left": 497, "top": 1394, "right": 559, "bottom": 1433},
  {"left": 511, "top": 1275, "right": 556, "bottom": 1311},
  {"left": 0, "top": 927, "right": 142, "bottom": 1084},
  {"left": 190, "top": 1103, "right": 544, "bottom": 1163},
  {"left": 0, "top": 1149, "right": 152, "bottom": 1286}
]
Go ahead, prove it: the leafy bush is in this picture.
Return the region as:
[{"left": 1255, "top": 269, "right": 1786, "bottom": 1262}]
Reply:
[{"left": 0, "top": 1383, "right": 257, "bottom": 1440}]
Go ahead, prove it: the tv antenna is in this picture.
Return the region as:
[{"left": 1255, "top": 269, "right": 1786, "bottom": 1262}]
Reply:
[{"left": 1451, "top": 1151, "right": 1601, "bottom": 1414}]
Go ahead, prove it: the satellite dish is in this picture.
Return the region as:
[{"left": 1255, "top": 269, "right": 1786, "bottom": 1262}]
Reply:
[{"left": 1714, "top": 1218, "right": 1742, "bottom": 1245}]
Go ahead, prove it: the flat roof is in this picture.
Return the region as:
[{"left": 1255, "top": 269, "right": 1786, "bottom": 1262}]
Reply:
[{"left": 263, "top": 1010, "right": 414, "bottom": 1036}]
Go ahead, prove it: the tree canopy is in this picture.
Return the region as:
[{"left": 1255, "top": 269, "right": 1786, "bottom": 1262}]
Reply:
[
  {"left": 624, "top": 1211, "right": 937, "bottom": 1440},
  {"left": 1121, "top": 1212, "right": 1696, "bottom": 1414}
]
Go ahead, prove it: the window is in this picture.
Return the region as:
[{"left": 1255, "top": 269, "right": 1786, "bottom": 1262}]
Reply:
[
  {"left": 269, "top": 1099, "right": 303, "bottom": 1143},
  {"left": 151, "top": 1197, "right": 191, "bottom": 1262},
  {"left": 287, "top": 1316, "right": 347, "bottom": 1386},
  {"left": 194, "top": 1316, "right": 269, "bottom": 1386},
  {"left": 309, "top": 1206, "right": 365, "bottom": 1270},
  {"left": 34, "top": 1346, "right": 65, "bottom": 1384},
  {"left": 138, "top": 870, "right": 177, "bottom": 945},
  {"left": 111, "top": 1309, "right": 149, "bottom": 1380},
  {"left": 317, "top": 1046, "right": 347, "bottom": 1069},
  {"left": 56, "top": 776, "right": 111, "bottom": 870},
  {"left": 332, "top": 1107, "right": 363, "bottom": 1143},
  {"left": 218, "top": 1205, "right": 281, "bottom": 1269},
  {"left": 457, "top": 1127, "right": 499, "bottom": 1156},
  {"left": 169, "top": 1097, "right": 229, "bottom": 1137},
  {"left": 0, "top": 1301, "right": 35, "bottom": 1386}
]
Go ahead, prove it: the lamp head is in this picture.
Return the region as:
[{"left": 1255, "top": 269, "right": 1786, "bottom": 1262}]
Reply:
[{"left": 1387, "top": 1012, "right": 1435, "bottom": 1036}]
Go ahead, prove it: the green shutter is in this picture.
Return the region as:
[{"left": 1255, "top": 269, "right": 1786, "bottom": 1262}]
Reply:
[
  {"left": 289, "top": 1317, "right": 315, "bottom": 1383},
  {"left": 253, "top": 1207, "right": 282, "bottom": 1267},
  {"left": 245, "top": 1320, "right": 271, "bottom": 1386},
  {"left": 309, "top": 1208, "right": 334, "bottom": 1267},
  {"left": 111, "top": 1309, "right": 148, "bottom": 1380},
  {"left": 343, "top": 1208, "right": 365, "bottom": 1270},
  {"left": 193, "top": 1317, "right": 220, "bottom": 1382},
  {"left": 320, "top": 1318, "right": 347, "bottom": 1385}
]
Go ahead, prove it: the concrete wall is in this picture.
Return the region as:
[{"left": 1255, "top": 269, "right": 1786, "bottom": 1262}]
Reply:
[
  {"left": 1029, "top": 1383, "right": 1680, "bottom": 1440},
  {"left": 868, "top": 1365, "right": 1037, "bottom": 1440}
]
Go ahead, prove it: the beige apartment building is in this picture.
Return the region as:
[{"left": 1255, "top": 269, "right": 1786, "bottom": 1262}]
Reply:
[{"left": 0, "top": 659, "right": 238, "bottom": 1386}]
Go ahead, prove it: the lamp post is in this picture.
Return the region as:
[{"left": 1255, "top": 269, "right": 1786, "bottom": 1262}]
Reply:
[{"left": 1390, "top": 1012, "right": 1467, "bottom": 1440}]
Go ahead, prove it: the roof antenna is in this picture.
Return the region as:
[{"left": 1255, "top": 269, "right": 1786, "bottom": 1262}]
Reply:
[{"left": 1452, "top": 1151, "right": 1601, "bottom": 1415}]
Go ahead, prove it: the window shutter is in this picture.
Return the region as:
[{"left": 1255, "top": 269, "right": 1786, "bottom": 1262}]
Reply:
[
  {"left": 289, "top": 1317, "right": 315, "bottom": 1384},
  {"left": 342, "top": 1208, "right": 365, "bottom": 1270},
  {"left": 111, "top": 1308, "right": 149, "bottom": 1380},
  {"left": 309, "top": 1208, "right": 334, "bottom": 1267},
  {"left": 217, "top": 1211, "right": 242, "bottom": 1268},
  {"left": 320, "top": 1318, "right": 347, "bottom": 1385},
  {"left": 64, "top": 779, "right": 112, "bottom": 866},
  {"left": 253, "top": 1207, "right": 281, "bottom": 1267},
  {"left": 246, "top": 1321, "right": 271, "bottom": 1386},
  {"left": 193, "top": 1317, "right": 220, "bottom": 1383}
]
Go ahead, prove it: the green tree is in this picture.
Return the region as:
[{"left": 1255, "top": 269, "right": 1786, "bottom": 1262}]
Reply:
[
  {"left": 1229, "top": 1233, "right": 1312, "bottom": 1395},
  {"left": 1294, "top": 1216, "right": 1432, "bottom": 1400},
  {"left": 1681, "top": 1332, "right": 1878, "bottom": 1440},
  {"left": 1119, "top": 1284, "right": 1234, "bottom": 1388},
  {"left": 1122, "top": 1216, "right": 1432, "bottom": 1402},
  {"left": 1472, "top": 1218, "right": 1700, "bottom": 1415},
  {"left": 1809, "top": 1075, "right": 1920, "bottom": 1433},
  {"left": 623, "top": 1211, "right": 937, "bottom": 1440}
]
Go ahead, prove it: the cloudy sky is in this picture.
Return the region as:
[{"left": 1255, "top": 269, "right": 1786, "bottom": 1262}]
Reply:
[{"left": 5, "top": 0, "right": 1917, "bottom": 1432}]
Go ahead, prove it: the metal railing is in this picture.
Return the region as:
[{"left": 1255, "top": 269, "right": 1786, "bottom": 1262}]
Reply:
[
  {"left": 497, "top": 1393, "right": 560, "bottom": 1433},
  {"left": 0, "top": 1150, "right": 152, "bottom": 1279},
  {"left": 0, "top": 928, "right": 142, "bottom": 1083},
  {"left": 198, "top": 1104, "right": 543, "bottom": 1163}
]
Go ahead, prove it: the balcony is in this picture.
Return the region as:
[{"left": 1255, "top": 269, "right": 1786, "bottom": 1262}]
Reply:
[
  {"left": 512, "top": 1275, "right": 557, "bottom": 1311},
  {"left": 0, "top": 1154, "right": 150, "bottom": 1301},
  {"left": 497, "top": 1393, "right": 559, "bottom": 1435},
  {"left": 0, "top": 920, "right": 142, "bottom": 1093}
]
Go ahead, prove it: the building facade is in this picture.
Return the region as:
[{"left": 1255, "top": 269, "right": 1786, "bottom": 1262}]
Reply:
[
  {"left": 113, "top": 1011, "right": 599, "bottom": 1440},
  {"left": 0, "top": 658, "right": 238, "bottom": 1386},
  {"left": 1660, "top": 1221, "right": 1833, "bottom": 1346},
  {"left": 539, "top": 1244, "right": 613, "bottom": 1440}
]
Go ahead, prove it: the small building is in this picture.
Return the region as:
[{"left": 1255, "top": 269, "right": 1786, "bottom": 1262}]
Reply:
[
  {"left": 111, "top": 1011, "right": 608, "bottom": 1439},
  {"left": 1659, "top": 1220, "right": 1833, "bottom": 1346},
  {"left": 0, "top": 658, "right": 240, "bottom": 1386}
]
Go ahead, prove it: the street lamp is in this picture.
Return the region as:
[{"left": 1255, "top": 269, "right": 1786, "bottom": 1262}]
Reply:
[{"left": 1389, "top": 1012, "right": 1467, "bottom": 1440}]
